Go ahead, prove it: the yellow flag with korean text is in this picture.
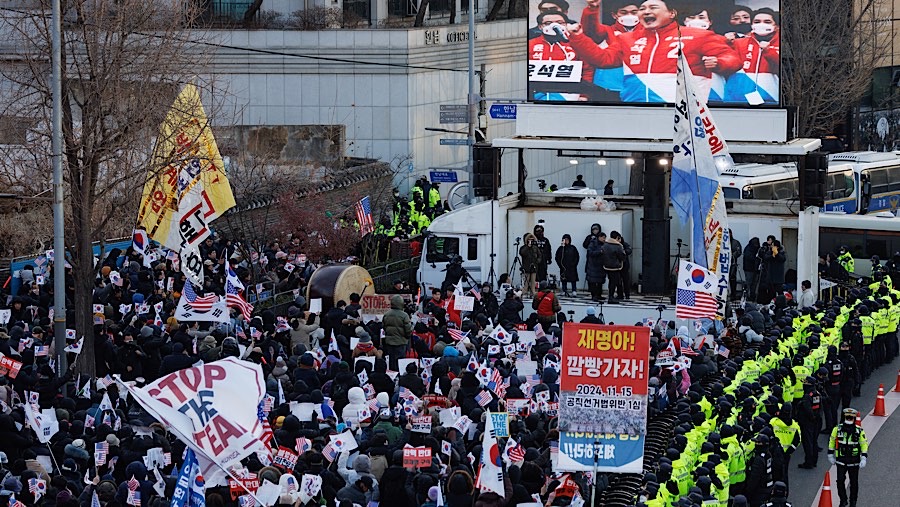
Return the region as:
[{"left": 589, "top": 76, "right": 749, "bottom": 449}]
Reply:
[{"left": 136, "top": 84, "right": 235, "bottom": 285}]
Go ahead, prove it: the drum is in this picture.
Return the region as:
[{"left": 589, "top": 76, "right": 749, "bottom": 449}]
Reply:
[{"left": 305, "top": 264, "right": 373, "bottom": 312}]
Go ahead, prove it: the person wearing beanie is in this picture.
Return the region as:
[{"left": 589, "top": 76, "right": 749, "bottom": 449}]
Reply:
[
  {"left": 581, "top": 306, "right": 602, "bottom": 324},
  {"left": 422, "top": 485, "right": 439, "bottom": 507},
  {"left": 352, "top": 328, "right": 382, "bottom": 359},
  {"left": 294, "top": 353, "right": 321, "bottom": 390}
]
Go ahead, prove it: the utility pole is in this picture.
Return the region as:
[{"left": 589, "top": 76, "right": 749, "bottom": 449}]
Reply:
[
  {"left": 466, "top": 0, "right": 476, "bottom": 204},
  {"left": 51, "top": 0, "right": 68, "bottom": 376}
]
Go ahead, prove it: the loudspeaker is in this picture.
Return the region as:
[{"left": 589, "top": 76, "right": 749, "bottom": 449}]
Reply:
[
  {"left": 800, "top": 151, "right": 827, "bottom": 208},
  {"left": 472, "top": 144, "right": 500, "bottom": 198}
]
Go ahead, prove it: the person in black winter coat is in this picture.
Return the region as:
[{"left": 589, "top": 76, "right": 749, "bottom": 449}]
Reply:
[
  {"left": 533, "top": 225, "right": 552, "bottom": 283},
  {"left": 380, "top": 451, "right": 414, "bottom": 507},
  {"left": 398, "top": 363, "right": 426, "bottom": 398},
  {"left": 497, "top": 291, "right": 524, "bottom": 327},
  {"left": 157, "top": 343, "right": 193, "bottom": 377},
  {"left": 474, "top": 283, "right": 499, "bottom": 322},
  {"left": 585, "top": 233, "right": 606, "bottom": 301},
  {"left": 744, "top": 237, "right": 761, "bottom": 300},
  {"left": 555, "top": 234, "right": 580, "bottom": 296},
  {"left": 745, "top": 434, "right": 774, "bottom": 507}
]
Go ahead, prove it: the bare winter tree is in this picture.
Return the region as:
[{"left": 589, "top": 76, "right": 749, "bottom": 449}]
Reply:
[
  {"left": 781, "top": 0, "right": 892, "bottom": 138},
  {"left": 0, "top": 0, "right": 210, "bottom": 376}
]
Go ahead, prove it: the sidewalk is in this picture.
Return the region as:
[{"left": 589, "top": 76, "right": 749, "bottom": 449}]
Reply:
[{"left": 791, "top": 355, "right": 900, "bottom": 507}]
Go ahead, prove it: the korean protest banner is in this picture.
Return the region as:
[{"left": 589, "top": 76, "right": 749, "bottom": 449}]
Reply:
[
  {"left": 556, "top": 323, "right": 650, "bottom": 473},
  {"left": 125, "top": 357, "right": 267, "bottom": 485},
  {"left": 402, "top": 446, "right": 432, "bottom": 468}
]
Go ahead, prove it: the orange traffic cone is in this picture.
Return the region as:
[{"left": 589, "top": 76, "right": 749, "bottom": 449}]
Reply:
[
  {"left": 895, "top": 370, "right": 900, "bottom": 392},
  {"left": 818, "top": 470, "right": 833, "bottom": 507},
  {"left": 874, "top": 384, "right": 887, "bottom": 417}
]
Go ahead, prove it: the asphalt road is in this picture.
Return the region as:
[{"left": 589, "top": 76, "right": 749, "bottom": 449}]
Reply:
[{"left": 786, "top": 353, "right": 900, "bottom": 507}]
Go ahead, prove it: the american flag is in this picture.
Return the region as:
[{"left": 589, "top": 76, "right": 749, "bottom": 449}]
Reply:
[
  {"left": 126, "top": 489, "right": 140, "bottom": 507},
  {"left": 505, "top": 438, "right": 526, "bottom": 462},
  {"left": 447, "top": 328, "right": 469, "bottom": 342},
  {"left": 354, "top": 196, "right": 376, "bottom": 236},
  {"left": 675, "top": 288, "right": 718, "bottom": 319},
  {"left": 238, "top": 495, "right": 256, "bottom": 507},
  {"left": 475, "top": 390, "right": 492, "bottom": 407},
  {"left": 321, "top": 441, "right": 338, "bottom": 462},
  {"left": 469, "top": 287, "right": 482, "bottom": 301},
  {"left": 716, "top": 345, "right": 730, "bottom": 358},
  {"left": 226, "top": 280, "right": 254, "bottom": 321},
  {"left": 28, "top": 478, "right": 46, "bottom": 500},
  {"left": 127, "top": 475, "right": 140, "bottom": 491},
  {"left": 183, "top": 282, "right": 219, "bottom": 312},
  {"left": 487, "top": 369, "right": 503, "bottom": 391},
  {"left": 296, "top": 437, "right": 312, "bottom": 453},
  {"left": 8, "top": 494, "right": 24, "bottom": 507},
  {"left": 95, "top": 441, "right": 109, "bottom": 466},
  {"left": 34, "top": 345, "right": 49, "bottom": 357},
  {"left": 257, "top": 402, "right": 275, "bottom": 454}
]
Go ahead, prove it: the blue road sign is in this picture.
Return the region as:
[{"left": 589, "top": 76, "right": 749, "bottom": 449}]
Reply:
[
  {"left": 440, "top": 138, "right": 472, "bottom": 146},
  {"left": 489, "top": 104, "right": 517, "bottom": 120},
  {"left": 429, "top": 171, "right": 458, "bottom": 183}
]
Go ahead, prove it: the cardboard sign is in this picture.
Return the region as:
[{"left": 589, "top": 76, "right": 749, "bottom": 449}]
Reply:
[
  {"left": 360, "top": 294, "right": 412, "bottom": 316},
  {"left": 402, "top": 446, "right": 432, "bottom": 468},
  {"left": 453, "top": 295, "right": 475, "bottom": 312},
  {"left": 507, "top": 398, "right": 531, "bottom": 417},
  {"left": 411, "top": 416, "right": 432, "bottom": 434},
  {"left": 489, "top": 412, "right": 510, "bottom": 438}
]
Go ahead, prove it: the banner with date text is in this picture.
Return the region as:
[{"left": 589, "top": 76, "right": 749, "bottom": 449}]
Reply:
[{"left": 556, "top": 323, "right": 649, "bottom": 472}]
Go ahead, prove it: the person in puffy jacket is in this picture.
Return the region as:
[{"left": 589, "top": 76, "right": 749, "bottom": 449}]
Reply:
[
  {"left": 341, "top": 386, "right": 369, "bottom": 429},
  {"left": 519, "top": 233, "right": 542, "bottom": 297},
  {"left": 382, "top": 295, "right": 411, "bottom": 370},
  {"left": 585, "top": 232, "right": 606, "bottom": 301}
]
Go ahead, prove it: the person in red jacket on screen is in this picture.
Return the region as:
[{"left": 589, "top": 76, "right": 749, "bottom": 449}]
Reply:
[
  {"left": 567, "top": 0, "right": 741, "bottom": 103},
  {"left": 724, "top": 8, "right": 780, "bottom": 104}
]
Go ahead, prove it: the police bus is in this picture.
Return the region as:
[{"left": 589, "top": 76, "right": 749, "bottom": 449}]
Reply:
[
  {"left": 719, "top": 162, "right": 858, "bottom": 213},
  {"left": 828, "top": 151, "right": 900, "bottom": 215}
]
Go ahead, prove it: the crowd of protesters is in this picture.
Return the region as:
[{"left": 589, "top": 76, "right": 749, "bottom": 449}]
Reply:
[{"left": 0, "top": 229, "right": 896, "bottom": 507}]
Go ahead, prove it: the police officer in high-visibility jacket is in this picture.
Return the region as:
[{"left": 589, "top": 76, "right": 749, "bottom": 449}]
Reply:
[
  {"left": 770, "top": 402, "right": 801, "bottom": 492},
  {"left": 838, "top": 245, "right": 855, "bottom": 275},
  {"left": 828, "top": 408, "right": 869, "bottom": 507}
]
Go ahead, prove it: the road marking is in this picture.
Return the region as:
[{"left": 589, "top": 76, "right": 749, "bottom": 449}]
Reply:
[{"left": 809, "top": 389, "right": 900, "bottom": 507}]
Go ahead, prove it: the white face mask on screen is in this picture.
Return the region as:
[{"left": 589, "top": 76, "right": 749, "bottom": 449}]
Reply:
[
  {"left": 618, "top": 14, "right": 639, "bottom": 27},
  {"left": 751, "top": 23, "right": 775, "bottom": 36},
  {"left": 684, "top": 18, "right": 710, "bottom": 30}
]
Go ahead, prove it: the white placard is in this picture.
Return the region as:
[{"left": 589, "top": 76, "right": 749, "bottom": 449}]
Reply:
[
  {"left": 516, "top": 360, "right": 538, "bottom": 377},
  {"left": 453, "top": 295, "right": 475, "bottom": 312},
  {"left": 398, "top": 358, "right": 417, "bottom": 374},
  {"left": 0, "top": 310, "right": 10, "bottom": 325},
  {"left": 411, "top": 416, "right": 432, "bottom": 433},
  {"left": 308, "top": 298, "right": 322, "bottom": 314}
]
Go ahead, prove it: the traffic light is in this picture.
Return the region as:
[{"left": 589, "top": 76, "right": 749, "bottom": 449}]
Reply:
[
  {"left": 472, "top": 143, "right": 500, "bottom": 198},
  {"left": 799, "top": 151, "right": 827, "bottom": 208}
]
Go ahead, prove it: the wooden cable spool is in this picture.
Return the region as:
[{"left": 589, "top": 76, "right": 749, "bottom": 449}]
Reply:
[{"left": 305, "top": 264, "right": 374, "bottom": 313}]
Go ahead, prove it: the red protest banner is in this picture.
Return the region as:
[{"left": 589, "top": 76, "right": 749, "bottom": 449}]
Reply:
[
  {"left": 559, "top": 323, "right": 650, "bottom": 435},
  {"left": 402, "top": 446, "right": 432, "bottom": 468},
  {"left": 0, "top": 356, "right": 23, "bottom": 379},
  {"left": 228, "top": 474, "right": 259, "bottom": 500}
]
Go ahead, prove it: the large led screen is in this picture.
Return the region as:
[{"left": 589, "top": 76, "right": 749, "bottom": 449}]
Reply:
[{"left": 527, "top": 0, "right": 781, "bottom": 105}]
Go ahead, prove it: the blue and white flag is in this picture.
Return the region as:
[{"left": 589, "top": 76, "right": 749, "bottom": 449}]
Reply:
[
  {"left": 671, "top": 49, "right": 732, "bottom": 282},
  {"left": 171, "top": 448, "right": 206, "bottom": 507}
]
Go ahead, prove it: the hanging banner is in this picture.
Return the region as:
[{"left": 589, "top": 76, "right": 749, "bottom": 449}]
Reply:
[
  {"left": 671, "top": 50, "right": 733, "bottom": 282},
  {"left": 136, "top": 84, "right": 236, "bottom": 286},
  {"left": 557, "top": 323, "right": 650, "bottom": 473}
]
